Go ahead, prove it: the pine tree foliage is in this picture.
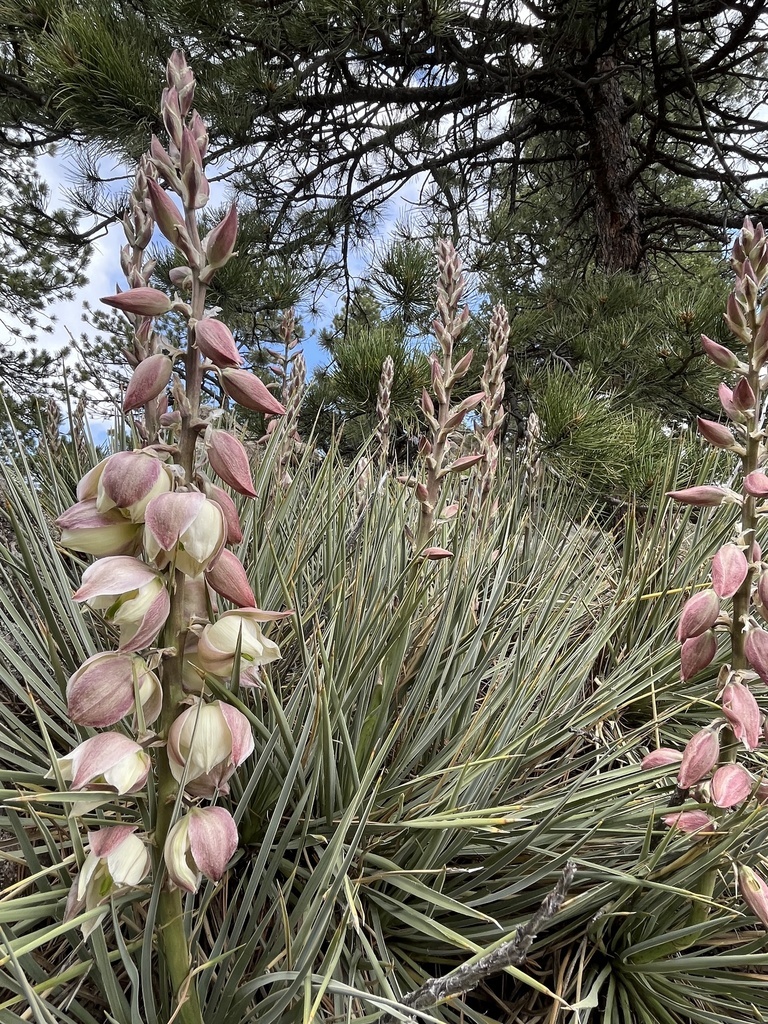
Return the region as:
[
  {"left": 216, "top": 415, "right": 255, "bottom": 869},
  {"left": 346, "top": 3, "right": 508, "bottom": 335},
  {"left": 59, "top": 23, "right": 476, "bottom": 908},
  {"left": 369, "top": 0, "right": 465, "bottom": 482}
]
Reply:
[{"left": 1, "top": 0, "right": 767, "bottom": 279}]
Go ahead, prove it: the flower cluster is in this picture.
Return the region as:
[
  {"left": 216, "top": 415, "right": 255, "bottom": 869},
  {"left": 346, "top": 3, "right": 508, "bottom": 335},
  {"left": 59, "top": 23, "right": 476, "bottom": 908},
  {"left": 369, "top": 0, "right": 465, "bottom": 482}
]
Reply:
[
  {"left": 55, "top": 50, "right": 288, "bottom": 935},
  {"left": 401, "top": 240, "right": 486, "bottom": 556},
  {"left": 646, "top": 217, "right": 768, "bottom": 924}
]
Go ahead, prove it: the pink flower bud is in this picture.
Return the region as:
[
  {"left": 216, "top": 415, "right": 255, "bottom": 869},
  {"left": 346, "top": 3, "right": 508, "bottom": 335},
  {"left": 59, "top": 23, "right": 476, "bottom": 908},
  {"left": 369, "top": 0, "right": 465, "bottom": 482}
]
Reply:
[
  {"left": 101, "top": 287, "right": 172, "bottom": 318},
  {"left": 194, "top": 318, "right": 242, "bottom": 367},
  {"left": 57, "top": 500, "right": 142, "bottom": 557},
  {"left": 196, "top": 608, "right": 285, "bottom": 683},
  {"left": 722, "top": 679, "right": 761, "bottom": 749},
  {"left": 700, "top": 334, "right": 743, "bottom": 370},
  {"left": 66, "top": 650, "right": 162, "bottom": 726},
  {"left": 96, "top": 450, "right": 174, "bottom": 522},
  {"left": 641, "top": 748, "right": 683, "bottom": 771},
  {"left": 144, "top": 492, "right": 226, "bottom": 577},
  {"left": 696, "top": 417, "right": 737, "bottom": 449},
  {"left": 733, "top": 376, "right": 756, "bottom": 413},
  {"left": 421, "top": 388, "right": 435, "bottom": 417},
  {"left": 167, "top": 698, "right": 255, "bottom": 797},
  {"left": 189, "top": 110, "right": 209, "bottom": 157},
  {"left": 124, "top": 354, "right": 173, "bottom": 413},
  {"left": 203, "top": 206, "right": 238, "bottom": 269},
  {"left": 53, "top": 732, "right": 151, "bottom": 795},
  {"left": 445, "top": 454, "right": 485, "bottom": 474},
  {"left": 759, "top": 569, "right": 768, "bottom": 609},
  {"left": 662, "top": 810, "right": 716, "bottom": 836},
  {"left": 206, "top": 430, "right": 257, "bottom": 497},
  {"left": 67, "top": 826, "right": 151, "bottom": 937},
  {"left": 164, "top": 807, "right": 238, "bottom": 892},
  {"left": 423, "top": 547, "right": 454, "bottom": 560},
  {"left": 745, "top": 627, "right": 768, "bottom": 683},
  {"left": 73, "top": 556, "right": 170, "bottom": 652},
  {"left": 221, "top": 368, "right": 286, "bottom": 416},
  {"left": 676, "top": 589, "right": 720, "bottom": 643},
  {"left": 680, "top": 630, "right": 717, "bottom": 680},
  {"left": 719, "top": 382, "right": 749, "bottom": 423},
  {"left": 666, "top": 486, "right": 727, "bottom": 507},
  {"left": 711, "top": 543, "right": 749, "bottom": 598},
  {"left": 205, "top": 549, "right": 255, "bottom": 608},
  {"left": 711, "top": 763, "right": 752, "bottom": 808},
  {"left": 745, "top": 471, "right": 768, "bottom": 497},
  {"left": 678, "top": 727, "right": 720, "bottom": 788},
  {"left": 146, "top": 179, "right": 188, "bottom": 248},
  {"left": 208, "top": 485, "right": 243, "bottom": 543},
  {"left": 169, "top": 265, "right": 193, "bottom": 291},
  {"left": 725, "top": 290, "right": 751, "bottom": 343},
  {"left": 739, "top": 864, "right": 768, "bottom": 925},
  {"left": 161, "top": 86, "right": 183, "bottom": 148}
]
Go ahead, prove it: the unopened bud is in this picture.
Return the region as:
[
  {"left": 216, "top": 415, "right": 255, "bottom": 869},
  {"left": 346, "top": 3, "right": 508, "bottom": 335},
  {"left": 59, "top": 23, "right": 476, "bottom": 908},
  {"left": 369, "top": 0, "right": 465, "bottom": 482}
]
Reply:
[
  {"left": 711, "top": 543, "right": 749, "bottom": 599},
  {"left": 101, "top": 287, "right": 172, "bottom": 318},
  {"left": 680, "top": 630, "right": 717, "bottom": 680},
  {"left": 676, "top": 589, "right": 720, "bottom": 643},
  {"left": 124, "top": 354, "right": 174, "bottom": 413},
  {"left": 678, "top": 726, "right": 721, "bottom": 788}
]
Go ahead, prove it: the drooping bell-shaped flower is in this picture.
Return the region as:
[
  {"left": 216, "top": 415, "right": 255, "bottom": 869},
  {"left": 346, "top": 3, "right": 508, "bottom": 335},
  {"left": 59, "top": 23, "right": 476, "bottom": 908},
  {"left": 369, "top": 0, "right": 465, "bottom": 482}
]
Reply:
[
  {"left": 73, "top": 556, "right": 170, "bottom": 651},
  {"left": 167, "top": 698, "right": 254, "bottom": 797},
  {"left": 164, "top": 806, "right": 238, "bottom": 892},
  {"left": 53, "top": 733, "right": 151, "bottom": 796},
  {"left": 88, "top": 450, "right": 174, "bottom": 523},
  {"left": 676, "top": 589, "right": 720, "bottom": 643},
  {"left": 65, "top": 826, "right": 150, "bottom": 937},
  {"left": 722, "top": 679, "right": 761, "bottom": 749},
  {"left": 745, "top": 627, "right": 768, "bottom": 683},
  {"left": 680, "top": 630, "right": 717, "bottom": 680},
  {"left": 678, "top": 726, "right": 721, "bottom": 788},
  {"left": 124, "top": 354, "right": 174, "bottom": 413},
  {"left": 57, "top": 500, "right": 142, "bottom": 557},
  {"left": 739, "top": 864, "right": 768, "bottom": 926},
  {"left": 711, "top": 543, "right": 749, "bottom": 599},
  {"left": 711, "top": 763, "right": 752, "bottom": 808},
  {"left": 206, "top": 430, "right": 257, "bottom": 497},
  {"left": 66, "top": 651, "right": 161, "bottom": 726},
  {"left": 195, "top": 608, "right": 284, "bottom": 684},
  {"left": 144, "top": 491, "right": 226, "bottom": 577}
]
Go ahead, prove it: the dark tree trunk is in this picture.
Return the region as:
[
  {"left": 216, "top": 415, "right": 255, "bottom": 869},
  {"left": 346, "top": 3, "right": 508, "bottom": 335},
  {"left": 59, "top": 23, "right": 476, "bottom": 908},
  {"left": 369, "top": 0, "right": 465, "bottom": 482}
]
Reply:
[{"left": 581, "top": 55, "right": 644, "bottom": 273}]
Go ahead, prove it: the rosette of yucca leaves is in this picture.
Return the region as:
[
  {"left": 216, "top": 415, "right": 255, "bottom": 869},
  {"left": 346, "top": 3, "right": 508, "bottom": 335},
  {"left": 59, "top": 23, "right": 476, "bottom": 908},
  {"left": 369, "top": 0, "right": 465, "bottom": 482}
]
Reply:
[{"left": 0, "top": 410, "right": 768, "bottom": 1023}]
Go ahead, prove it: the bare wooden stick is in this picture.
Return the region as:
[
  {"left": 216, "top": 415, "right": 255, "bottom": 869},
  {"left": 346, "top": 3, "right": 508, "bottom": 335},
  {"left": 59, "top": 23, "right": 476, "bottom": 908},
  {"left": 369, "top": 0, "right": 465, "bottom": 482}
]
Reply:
[{"left": 383, "top": 861, "right": 576, "bottom": 1020}]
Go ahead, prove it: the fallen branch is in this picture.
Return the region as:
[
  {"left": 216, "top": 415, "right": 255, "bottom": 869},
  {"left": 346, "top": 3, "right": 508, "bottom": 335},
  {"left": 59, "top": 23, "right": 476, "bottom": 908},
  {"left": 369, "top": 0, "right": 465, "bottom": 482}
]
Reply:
[{"left": 383, "top": 861, "right": 576, "bottom": 1021}]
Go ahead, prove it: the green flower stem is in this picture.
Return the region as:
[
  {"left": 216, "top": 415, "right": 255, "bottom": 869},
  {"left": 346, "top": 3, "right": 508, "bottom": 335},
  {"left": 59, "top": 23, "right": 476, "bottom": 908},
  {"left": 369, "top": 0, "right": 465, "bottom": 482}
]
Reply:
[{"left": 152, "top": 203, "right": 208, "bottom": 1024}]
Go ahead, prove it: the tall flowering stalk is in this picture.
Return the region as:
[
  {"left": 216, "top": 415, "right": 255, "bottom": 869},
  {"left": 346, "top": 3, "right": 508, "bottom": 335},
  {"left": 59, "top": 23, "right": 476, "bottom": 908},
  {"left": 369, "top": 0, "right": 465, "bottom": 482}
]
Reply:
[
  {"left": 478, "top": 302, "right": 509, "bottom": 501},
  {"left": 52, "top": 52, "right": 287, "bottom": 1024},
  {"left": 412, "top": 240, "right": 484, "bottom": 553},
  {"left": 647, "top": 217, "right": 768, "bottom": 930}
]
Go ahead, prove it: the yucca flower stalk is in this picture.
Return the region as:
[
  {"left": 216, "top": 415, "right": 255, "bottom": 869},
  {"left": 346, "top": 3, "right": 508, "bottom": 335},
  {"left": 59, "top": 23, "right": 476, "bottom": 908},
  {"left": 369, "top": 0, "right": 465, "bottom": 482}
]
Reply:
[
  {"left": 412, "top": 240, "right": 484, "bottom": 553},
  {"left": 375, "top": 353, "right": 394, "bottom": 458},
  {"left": 49, "top": 51, "right": 287, "bottom": 1024},
  {"left": 478, "top": 302, "right": 509, "bottom": 501},
  {"left": 651, "top": 216, "right": 768, "bottom": 934}
]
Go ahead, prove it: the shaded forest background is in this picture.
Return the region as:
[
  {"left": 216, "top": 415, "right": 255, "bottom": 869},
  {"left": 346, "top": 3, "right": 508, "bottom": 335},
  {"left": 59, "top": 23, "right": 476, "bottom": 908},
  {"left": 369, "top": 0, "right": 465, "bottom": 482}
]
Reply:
[{"left": 1, "top": 0, "right": 767, "bottom": 495}]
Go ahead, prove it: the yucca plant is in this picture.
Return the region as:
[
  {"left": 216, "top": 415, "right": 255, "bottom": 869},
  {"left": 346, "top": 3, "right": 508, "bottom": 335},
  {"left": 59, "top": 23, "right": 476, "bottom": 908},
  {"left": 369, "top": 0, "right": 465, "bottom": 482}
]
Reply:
[{"left": 3, "top": 52, "right": 768, "bottom": 1024}]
